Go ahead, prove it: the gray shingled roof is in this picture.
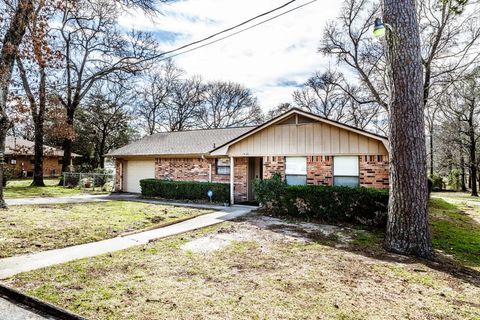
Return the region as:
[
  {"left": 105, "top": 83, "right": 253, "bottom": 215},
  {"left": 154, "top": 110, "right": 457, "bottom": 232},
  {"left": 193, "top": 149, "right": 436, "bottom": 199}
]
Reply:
[
  {"left": 5, "top": 136, "right": 79, "bottom": 157},
  {"left": 106, "top": 127, "right": 254, "bottom": 157}
]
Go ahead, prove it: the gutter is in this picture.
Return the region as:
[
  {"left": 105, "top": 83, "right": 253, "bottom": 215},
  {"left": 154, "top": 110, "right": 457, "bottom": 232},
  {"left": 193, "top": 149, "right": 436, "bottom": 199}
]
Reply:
[{"left": 0, "top": 284, "right": 86, "bottom": 320}]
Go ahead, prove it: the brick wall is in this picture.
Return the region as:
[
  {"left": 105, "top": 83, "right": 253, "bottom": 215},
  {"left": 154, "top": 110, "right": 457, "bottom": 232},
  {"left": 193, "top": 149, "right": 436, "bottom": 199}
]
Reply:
[
  {"left": 307, "top": 156, "right": 333, "bottom": 186},
  {"left": 263, "top": 156, "right": 285, "bottom": 179},
  {"left": 359, "top": 155, "right": 389, "bottom": 189},
  {"left": 114, "top": 159, "right": 124, "bottom": 192},
  {"left": 234, "top": 157, "right": 248, "bottom": 202},
  {"left": 6, "top": 156, "right": 63, "bottom": 178},
  {"left": 154, "top": 158, "right": 230, "bottom": 183},
  {"left": 261, "top": 155, "right": 389, "bottom": 189}
]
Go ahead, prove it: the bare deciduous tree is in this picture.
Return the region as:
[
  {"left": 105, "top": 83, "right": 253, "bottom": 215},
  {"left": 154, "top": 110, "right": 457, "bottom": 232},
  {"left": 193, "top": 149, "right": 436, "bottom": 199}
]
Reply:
[
  {"left": 54, "top": 0, "right": 160, "bottom": 173},
  {"left": 135, "top": 60, "right": 183, "bottom": 135},
  {"left": 75, "top": 83, "right": 133, "bottom": 168},
  {"left": 442, "top": 68, "right": 480, "bottom": 196},
  {"left": 197, "top": 81, "right": 263, "bottom": 129}
]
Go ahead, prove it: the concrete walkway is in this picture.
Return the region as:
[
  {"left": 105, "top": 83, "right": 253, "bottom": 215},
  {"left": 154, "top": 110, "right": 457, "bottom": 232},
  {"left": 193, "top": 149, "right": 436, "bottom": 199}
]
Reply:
[
  {"left": 0, "top": 297, "right": 47, "bottom": 320},
  {"left": 0, "top": 205, "right": 253, "bottom": 279}
]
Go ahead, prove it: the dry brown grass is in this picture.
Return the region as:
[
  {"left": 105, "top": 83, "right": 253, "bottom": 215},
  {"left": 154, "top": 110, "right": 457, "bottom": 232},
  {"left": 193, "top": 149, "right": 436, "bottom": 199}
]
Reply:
[
  {"left": 0, "top": 201, "right": 211, "bottom": 258},
  {"left": 5, "top": 214, "right": 480, "bottom": 320}
]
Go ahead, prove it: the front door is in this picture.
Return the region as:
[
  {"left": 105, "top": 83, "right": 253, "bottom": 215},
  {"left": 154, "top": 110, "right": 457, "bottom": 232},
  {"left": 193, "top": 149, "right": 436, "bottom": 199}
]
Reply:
[{"left": 247, "top": 157, "right": 263, "bottom": 201}]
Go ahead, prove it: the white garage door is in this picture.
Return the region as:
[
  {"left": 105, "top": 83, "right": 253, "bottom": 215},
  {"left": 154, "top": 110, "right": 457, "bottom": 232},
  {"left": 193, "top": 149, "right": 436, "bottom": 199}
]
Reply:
[{"left": 125, "top": 160, "right": 155, "bottom": 193}]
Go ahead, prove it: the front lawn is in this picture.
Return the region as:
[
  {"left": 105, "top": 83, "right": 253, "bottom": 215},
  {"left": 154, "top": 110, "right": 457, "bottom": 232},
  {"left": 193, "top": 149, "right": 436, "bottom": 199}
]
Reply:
[
  {"left": 4, "top": 179, "right": 109, "bottom": 198},
  {"left": 4, "top": 199, "right": 479, "bottom": 319},
  {"left": 429, "top": 198, "right": 480, "bottom": 269},
  {"left": 0, "top": 201, "right": 211, "bottom": 258}
]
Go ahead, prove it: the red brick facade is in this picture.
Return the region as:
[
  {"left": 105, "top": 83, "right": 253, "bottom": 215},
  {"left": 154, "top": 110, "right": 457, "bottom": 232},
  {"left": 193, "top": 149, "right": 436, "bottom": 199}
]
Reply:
[
  {"left": 262, "top": 155, "right": 388, "bottom": 188},
  {"left": 114, "top": 154, "right": 389, "bottom": 199},
  {"left": 359, "top": 155, "right": 389, "bottom": 188},
  {"left": 263, "top": 156, "right": 285, "bottom": 179},
  {"left": 307, "top": 156, "right": 333, "bottom": 186},
  {"left": 154, "top": 158, "right": 229, "bottom": 183},
  {"left": 115, "top": 159, "right": 124, "bottom": 192},
  {"left": 5, "top": 156, "right": 63, "bottom": 178},
  {"left": 233, "top": 157, "right": 248, "bottom": 202}
]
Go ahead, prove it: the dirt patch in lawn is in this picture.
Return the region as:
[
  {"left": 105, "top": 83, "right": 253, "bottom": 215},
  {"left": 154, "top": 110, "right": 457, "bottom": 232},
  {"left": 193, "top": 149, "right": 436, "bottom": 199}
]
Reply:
[
  {"left": 181, "top": 216, "right": 353, "bottom": 253},
  {"left": 0, "top": 201, "right": 212, "bottom": 258},
  {"left": 5, "top": 213, "right": 480, "bottom": 320}
]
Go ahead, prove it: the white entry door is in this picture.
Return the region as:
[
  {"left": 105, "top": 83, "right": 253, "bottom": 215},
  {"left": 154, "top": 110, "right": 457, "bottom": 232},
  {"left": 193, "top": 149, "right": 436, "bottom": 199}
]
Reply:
[{"left": 125, "top": 160, "right": 155, "bottom": 193}]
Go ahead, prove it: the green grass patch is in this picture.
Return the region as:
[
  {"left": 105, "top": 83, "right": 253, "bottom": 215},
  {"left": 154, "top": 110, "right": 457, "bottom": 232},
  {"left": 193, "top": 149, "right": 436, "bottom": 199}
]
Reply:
[
  {"left": 0, "top": 201, "right": 211, "bottom": 258},
  {"left": 5, "top": 178, "right": 109, "bottom": 198},
  {"left": 429, "top": 198, "right": 480, "bottom": 269}
]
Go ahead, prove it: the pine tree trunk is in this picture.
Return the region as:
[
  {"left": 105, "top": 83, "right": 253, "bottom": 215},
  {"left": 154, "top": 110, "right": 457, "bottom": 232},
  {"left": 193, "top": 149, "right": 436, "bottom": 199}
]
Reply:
[{"left": 382, "top": 0, "right": 434, "bottom": 258}]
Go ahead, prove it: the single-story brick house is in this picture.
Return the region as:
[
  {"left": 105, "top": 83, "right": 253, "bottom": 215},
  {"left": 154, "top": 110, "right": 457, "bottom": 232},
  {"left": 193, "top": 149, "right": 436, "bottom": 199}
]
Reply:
[
  {"left": 107, "top": 109, "right": 389, "bottom": 204},
  {"left": 5, "top": 136, "right": 79, "bottom": 178}
]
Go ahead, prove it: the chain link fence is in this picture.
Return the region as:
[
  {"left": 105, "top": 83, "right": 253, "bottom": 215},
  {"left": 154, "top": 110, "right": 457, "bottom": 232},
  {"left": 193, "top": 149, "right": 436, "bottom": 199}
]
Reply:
[{"left": 62, "top": 172, "right": 115, "bottom": 192}]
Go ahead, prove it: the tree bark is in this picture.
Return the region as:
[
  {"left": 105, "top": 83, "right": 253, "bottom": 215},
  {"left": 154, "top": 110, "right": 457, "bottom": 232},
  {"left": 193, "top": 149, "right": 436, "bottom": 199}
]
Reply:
[
  {"left": 468, "top": 116, "right": 478, "bottom": 196},
  {"left": 32, "top": 123, "right": 45, "bottom": 187},
  {"left": 60, "top": 105, "right": 76, "bottom": 175},
  {"left": 460, "top": 156, "right": 467, "bottom": 192},
  {"left": 0, "top": 0, "right": 34, "bottom": 207},
  {"left": 430, "top": 132, "right": 434, "bottom": 177},
  {"left": 382, "top": 0, "right": 434, "bottom": 258}
]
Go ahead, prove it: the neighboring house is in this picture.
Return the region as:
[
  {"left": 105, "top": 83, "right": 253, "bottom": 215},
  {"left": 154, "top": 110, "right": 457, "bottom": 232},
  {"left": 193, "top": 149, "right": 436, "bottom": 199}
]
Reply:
[
  {"left": 107, "top": 109, "right": 389, "bottom": 204},
  {"left": 5, "top": 136, "right": 79, "bottom": 178}
]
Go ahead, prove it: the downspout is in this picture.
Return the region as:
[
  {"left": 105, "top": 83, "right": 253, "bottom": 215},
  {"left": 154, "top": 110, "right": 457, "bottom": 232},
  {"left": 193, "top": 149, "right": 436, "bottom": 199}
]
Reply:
[{"left": 230, "top": 156, "right": 234, "bottom": 205}]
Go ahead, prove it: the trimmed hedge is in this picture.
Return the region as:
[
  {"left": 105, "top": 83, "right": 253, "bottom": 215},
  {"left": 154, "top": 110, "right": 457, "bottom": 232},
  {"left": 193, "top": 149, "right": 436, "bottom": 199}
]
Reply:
[
  {"left": 140, "top": 179, "right": 230, "bottom": 203},
  {"left": 254, "top": 173, "right": 389, "bottom": 227}
]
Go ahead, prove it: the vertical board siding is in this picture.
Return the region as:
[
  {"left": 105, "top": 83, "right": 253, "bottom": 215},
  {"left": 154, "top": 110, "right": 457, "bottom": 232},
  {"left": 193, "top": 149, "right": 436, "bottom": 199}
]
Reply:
[{"left": 228, "top": 123, "right": 388, "bottom": 156}]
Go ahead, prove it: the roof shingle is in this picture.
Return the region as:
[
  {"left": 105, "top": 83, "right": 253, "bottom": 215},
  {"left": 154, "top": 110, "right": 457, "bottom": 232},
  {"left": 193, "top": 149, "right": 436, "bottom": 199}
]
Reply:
[{"left": 106, "top": 127, "right": 254, "bottom": 157}]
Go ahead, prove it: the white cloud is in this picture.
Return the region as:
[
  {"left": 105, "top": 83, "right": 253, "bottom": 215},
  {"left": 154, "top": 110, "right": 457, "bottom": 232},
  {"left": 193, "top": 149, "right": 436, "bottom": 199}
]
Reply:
[{"left": 119, "top": 0, "right": 342, "bottom": 111}]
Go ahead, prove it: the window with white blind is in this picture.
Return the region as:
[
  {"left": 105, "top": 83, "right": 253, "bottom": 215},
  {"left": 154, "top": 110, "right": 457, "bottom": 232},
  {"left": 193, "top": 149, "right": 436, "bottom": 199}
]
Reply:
[
  {"left": 333, "top": 156, "right": 359, "bottom": 187},
  {"left": 216, "top": 158, "right": 231, "bottom": 175},
  {"left": 285, "top": 157, "right": 307, "bottom": 185}
]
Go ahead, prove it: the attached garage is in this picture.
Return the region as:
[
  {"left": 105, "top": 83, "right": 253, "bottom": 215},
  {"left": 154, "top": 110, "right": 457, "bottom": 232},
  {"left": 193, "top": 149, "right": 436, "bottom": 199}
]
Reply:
[{"left": 124, "top": 160, "right": 155, "bottom": 193}]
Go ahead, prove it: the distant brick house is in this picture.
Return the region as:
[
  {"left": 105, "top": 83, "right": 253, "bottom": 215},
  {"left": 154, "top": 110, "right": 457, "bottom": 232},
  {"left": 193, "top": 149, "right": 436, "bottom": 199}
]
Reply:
[
  {"left": 107, "top": 109, "right": 390, "bottom": 204},
  {"left": 5, "top": 136, "right": 79, "bottom": 178}
]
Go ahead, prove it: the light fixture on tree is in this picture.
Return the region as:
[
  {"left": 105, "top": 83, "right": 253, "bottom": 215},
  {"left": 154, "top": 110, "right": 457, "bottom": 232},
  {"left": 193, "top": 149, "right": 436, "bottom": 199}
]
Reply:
[{"left": 373, "top": 18, "right": 393, "bottom": 38}]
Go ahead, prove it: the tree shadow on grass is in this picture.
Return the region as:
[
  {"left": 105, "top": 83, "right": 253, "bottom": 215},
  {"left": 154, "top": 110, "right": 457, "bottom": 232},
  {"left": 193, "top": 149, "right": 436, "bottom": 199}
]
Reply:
[{"left": 238, "top": 199, "right": 480, "bottom": 288}]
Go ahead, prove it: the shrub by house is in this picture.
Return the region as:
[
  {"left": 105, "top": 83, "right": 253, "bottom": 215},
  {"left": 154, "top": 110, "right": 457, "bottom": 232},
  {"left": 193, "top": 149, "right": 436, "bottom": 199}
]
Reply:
[
  {"left": 140, "top": 179, "right": 230, "bottom": 203},
  {"left": 254, "top": 173, "right": 389, "bottom": 227}
]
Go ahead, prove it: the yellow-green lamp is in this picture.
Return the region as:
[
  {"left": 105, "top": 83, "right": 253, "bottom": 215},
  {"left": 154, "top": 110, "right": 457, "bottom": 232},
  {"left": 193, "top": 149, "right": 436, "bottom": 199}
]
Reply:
[{"left": 373, "top": 18, "right": 386, "bottom": 38}]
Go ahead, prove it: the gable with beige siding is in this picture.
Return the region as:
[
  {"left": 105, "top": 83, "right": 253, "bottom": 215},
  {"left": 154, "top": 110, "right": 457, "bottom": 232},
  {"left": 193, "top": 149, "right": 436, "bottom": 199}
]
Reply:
[{"left": 226, "top": 121, "right": 388, "bottom": 157}]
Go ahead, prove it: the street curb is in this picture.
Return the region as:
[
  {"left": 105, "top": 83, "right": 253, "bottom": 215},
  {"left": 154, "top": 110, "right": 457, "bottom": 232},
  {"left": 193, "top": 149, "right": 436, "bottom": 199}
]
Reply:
[{"left": 0, "top": 284, "right": 86, "bottom": 320}]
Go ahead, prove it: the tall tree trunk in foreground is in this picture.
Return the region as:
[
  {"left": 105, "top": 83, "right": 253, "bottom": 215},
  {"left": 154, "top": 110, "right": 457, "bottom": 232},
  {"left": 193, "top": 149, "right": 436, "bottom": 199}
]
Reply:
[
  {"left": 0, "top": 0, "right": 34, "bottom": 208},
  {"left": 383, "top": 0, "right": 434, "bottom": 258}
]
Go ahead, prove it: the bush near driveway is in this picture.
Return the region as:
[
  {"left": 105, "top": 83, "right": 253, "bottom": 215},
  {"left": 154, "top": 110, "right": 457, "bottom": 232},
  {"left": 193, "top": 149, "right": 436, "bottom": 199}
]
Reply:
[
  {"left": 254, "top": 173, "right": 389, "bottom": 227},
  {"left": 140, "top": 179, "right": 230, "bottom": 203}
]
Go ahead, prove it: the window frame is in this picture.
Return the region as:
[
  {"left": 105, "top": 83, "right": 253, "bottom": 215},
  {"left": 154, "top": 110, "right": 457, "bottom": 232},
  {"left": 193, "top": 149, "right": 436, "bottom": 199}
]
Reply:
[
  {"left": 333, "top": 156, "right": 360, "bottom": 187},
  {"left": 215, "top": 158, "right": 231, "bottom": 176},
  {"left": 285, "top": 156, "right": 307, "bottom": 186}
]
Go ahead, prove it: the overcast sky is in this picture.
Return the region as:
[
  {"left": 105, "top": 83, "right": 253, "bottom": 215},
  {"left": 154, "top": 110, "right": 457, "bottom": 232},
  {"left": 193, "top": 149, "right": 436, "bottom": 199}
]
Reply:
[{"left": 119, "top": 0, "right": 343, "bottom": 112}]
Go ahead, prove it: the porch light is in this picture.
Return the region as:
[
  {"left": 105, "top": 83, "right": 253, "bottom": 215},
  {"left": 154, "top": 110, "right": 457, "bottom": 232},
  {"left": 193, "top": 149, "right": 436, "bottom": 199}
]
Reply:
[{"left": 373, "top": 18, "right": 386, "bottom": 38}]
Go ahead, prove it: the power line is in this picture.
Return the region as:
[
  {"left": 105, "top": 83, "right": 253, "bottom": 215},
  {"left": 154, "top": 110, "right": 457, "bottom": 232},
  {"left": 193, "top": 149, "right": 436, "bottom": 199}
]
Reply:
[{"left": 157, "top": 0, "right": 318, "bottom": 62}]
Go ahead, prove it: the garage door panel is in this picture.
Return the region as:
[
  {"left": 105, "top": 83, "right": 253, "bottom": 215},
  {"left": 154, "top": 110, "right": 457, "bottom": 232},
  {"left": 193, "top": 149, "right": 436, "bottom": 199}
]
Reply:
[{"left": 125, "top": 160, "right": 155, "bottom": 193}]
